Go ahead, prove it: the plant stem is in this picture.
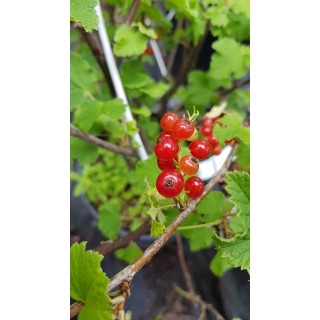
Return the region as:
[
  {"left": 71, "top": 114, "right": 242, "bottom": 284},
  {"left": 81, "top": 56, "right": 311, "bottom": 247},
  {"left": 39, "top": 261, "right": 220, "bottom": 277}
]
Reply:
[
  {"left": 70, "top": 124, "right": 136, "bottom": 157},
  {"left": 177, "top": 220, "right": 222, "bottom": 230},
  {"left": 124, "top": 0, "right": 141, "bottom": 24}
]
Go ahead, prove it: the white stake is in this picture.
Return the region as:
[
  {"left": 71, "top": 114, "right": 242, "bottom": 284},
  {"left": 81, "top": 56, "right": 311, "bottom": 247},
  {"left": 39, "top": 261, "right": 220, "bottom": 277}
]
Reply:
[{"left": 95, "top": 3, "right": 149, "bottom": 161}]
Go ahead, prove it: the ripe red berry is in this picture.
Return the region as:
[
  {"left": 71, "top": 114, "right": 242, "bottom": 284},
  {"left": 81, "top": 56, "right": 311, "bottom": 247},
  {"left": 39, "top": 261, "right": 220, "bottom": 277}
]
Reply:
[
  {"left": 212, "top": 145, "right": 222, "bottom": 156},
  {"left": 157, "top": 157, "right": 177, "bottom": 171},
  {"left": 179, "top": 155, "right": 199, "bottom": 175},
  {"left": 202, "top": 117, "right": 214, "bottom": 127},
  {"left": 189, "top": 139, "right": 211, "bottom": 160},
  {"left": 160, "top": 112, "right": 179, "bottom": 132},
  {"left": 208, "top": 135, "right": 219, "bottom": 149},
  {"left": 172, "top": 119, "right": 195, "bottom": 140},
  {"left": 156, "top": 170, "right": 184, "bottom": 198},
  {"left": 143, "top": 46, "right": 153, "bottom": 55},
  {"left": 184, "top": 176, "right": 205, "bottom": 199},
  {"left": 200, "top": 125, "right": 213, "bottom": 137},
  {"left": 158, "top": 131, "right": 174, "bottom": 140},
  {"left": 186, "top": 127, "right": 199, "bottom": 141},
  {"left": 154, "top": 137, "right": 179, "bottom": 160}
]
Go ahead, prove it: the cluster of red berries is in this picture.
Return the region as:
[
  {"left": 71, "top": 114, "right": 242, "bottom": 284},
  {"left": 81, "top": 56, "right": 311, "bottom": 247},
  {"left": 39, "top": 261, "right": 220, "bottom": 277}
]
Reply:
[
  {"left": 199, "top": 116, "right": 222, "bottom": 156},
  {"left": 154, "top": 112, "right": 216, "bottom": 199}
]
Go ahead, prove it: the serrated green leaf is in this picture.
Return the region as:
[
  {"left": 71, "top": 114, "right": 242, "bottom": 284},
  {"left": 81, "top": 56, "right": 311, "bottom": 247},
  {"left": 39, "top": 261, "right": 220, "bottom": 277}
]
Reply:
[
  {"left": 210, "top": 38, "right": 250, "bottom": 80},
  {"left": 189, "top": 228, "right": 213, "bottom": 251},
  {"left": 229, "top": 0, "right": 250, "bottom": 18},
  {"left": 151, "top": 220, "right": 165, "bottom": 237},
  {"left": 134, "top": 22, "right": 158, "bottom": 39},
  {"left": 213, "top": 113, "right": 250, "bottom": 144},
  {"left": 114, "top": 25, "right": 147, "bottom": 57},
  {"left": 206, "top": 5, "right": 229, "bottom": 27},
  {"left": 70, "top": 0, "right": 98, "bottom": 32},
  {"left": 212, "top": 231, "right": 250, "bottom": 269},
  {"left": 136, "top": 155, "right": 161, "bottom": 186},
  {"left": 115, "top": 242, "right": 142, "bottom": 264},
  {"left": 70, "top": 242, "right": 112, "bottom": 319},
  {"left": 225, "top": 171, "right": 250, "bottom": 230},
  {"left": 139, "top": 82, "right": 169, "bottom": 98},
  {"left": 196, "top": 191, "right": 225, "bottom": 222},
  {"left": 70, "top": 136, "right": 99, "bottom": 165},
  {"left": 98, "top": 200, "right": 121, "bottom": 240},
  {"left": 210, "top": 251, "right": 233, "bottom": 276},
  {"left": 102, "top": 98, "right": 126, "bottom": 120},
  {"left": 166, "top": 0, "right": 199, "bottom": 19},
  {"left": 126, "top": 120, "right": 139, "bottom": 136},
  {"left": 75, "top": 100, "right": 104, "bottom": 133}
]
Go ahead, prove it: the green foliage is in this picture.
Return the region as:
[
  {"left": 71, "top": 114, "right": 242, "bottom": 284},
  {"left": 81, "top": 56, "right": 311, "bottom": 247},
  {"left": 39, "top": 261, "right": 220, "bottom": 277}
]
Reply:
[
  {"left": 70, "top": 242, "right": 112, "bottom": 320},
  {"left": 113, "top": 25, "right": 148, "bottom": 57},
  {"left": 213, "top": 113, "right": 250, "bottom": 145},
  {"left": 151, "top": 220, "right": 166, "bottom": 237},
  {"left": 70, "top": 0, "right": 98, "bottom": 32},
  {"left": 115, "top": 242, "right": 143, "bottom": 264},
  {"left": 196, "top": 191, "right": 225, "bottom": 222},
  {"left": 70, "top": 137, "right": 98, "bottom": 165},
  {"left": 98, "top": 199, "right": 121, "bottom": 240},
  {"left": 210, "top": 251, "right": 233, "bottom": 276},
  {"left": 212, "top": 171, "right": 250, "bottom": 270}
]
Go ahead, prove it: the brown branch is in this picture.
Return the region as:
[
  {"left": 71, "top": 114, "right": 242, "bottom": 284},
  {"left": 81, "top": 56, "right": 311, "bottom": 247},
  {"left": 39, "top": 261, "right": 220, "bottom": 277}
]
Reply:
[
  {"left": 70, "top": 146, "right": 237, "bottom": 318},
  {"left": 175, "top": 286, "right": 226, "bottom": 320},
  {"left": 94, "top": 220, "right": 150, "bottom": 256},
  {"left": 124, "top": 0, "right": 142, "bottom": 24},
  {"left": 70, "top": 124, "right": 136, "bottom": 157},
  {"left": 176, "top": 234, "right": 195, "bottom": 296},
  {"left": 107, "top": 145, "right": 237, "bottom": 292},
  {"left": 218, "top": 77, "right": 250, "bottom": 99},
  {"left": 70, "top": 301, "right": 84, "bottom": 318}
]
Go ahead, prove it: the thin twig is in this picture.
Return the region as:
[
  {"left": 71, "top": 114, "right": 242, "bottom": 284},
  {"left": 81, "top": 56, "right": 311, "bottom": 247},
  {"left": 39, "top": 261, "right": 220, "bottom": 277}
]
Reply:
[
  {"left": 70, "top": 145, "right": 237, "bottom": 317},
  {"left": 70, "top": 124, "right": 136, "bottom": 157},
  {"left": 124, "top": 0, "right": 141, "bottom": 24},
  {"left": 94, "top": 220, "right": 150, "bottom": 256},
  {"left": 175, "top": 286, "right": 226, "bottom": 320},
  {"left": 175, "top": 234, "right": 195, "bottom": 296}
]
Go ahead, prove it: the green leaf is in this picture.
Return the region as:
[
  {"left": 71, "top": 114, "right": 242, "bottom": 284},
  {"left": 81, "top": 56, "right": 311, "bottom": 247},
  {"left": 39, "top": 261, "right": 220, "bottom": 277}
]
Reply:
[
  {"left": 213, "top": 113, "right": 250, "bottom": 144},
  {"left": 236, "top": 143, "right": 250, "bottom": 169},
  {"left": 229, "top": 0, "right": 250, "bottom": 18},
  {"left": 136, "top": 155, "right": 161, "bottom": 186},
  {"left": 189, "top": 228, "right": 213, "bottom": 251},
  {"left": 225, "top": 171, "right": 250, "bottom": 230},
  {"left": 166, "top": 0, "right": 199, "bottom": 19},
  {"left": 210, "top": 38, "right": 250, "bottom": 80},
  {"left": 126, "top": 120, "right": 139, "bottom": 136},
  {"left": 70, "top": 0, "right": 98, "bottom": 32},
  {"left": 206, "top": 5, "right": 229, "bottom": 27},
  {"left": 151, "top": 220, "right": 165, "bottom": 237},
  {"left": 98, "top": 199, "right": 121, "bottom": 240},
  {"left": 75, "top": 100, "right": 104, "bottom": 133},
  {"left": 102, "top": 98, "right": 126, "bottom": 120},
  {"left": 131, "top": 106, "right": 151, "bottom": 117},
  {"left": 70, "top": 137, "right": 99, "bottom": 165},
  {"left": 212, "top": 231, "right": 250, "bottom": 269},
  {"left": 134, "top": 22, "right": 158, "bottom": 39},
  {"left": 113, "top": 25, "right": 147, "bottom": 57},
  {"left": 210, "top": 251, "right": 233, "bottom": 276},
  {"left": 115, "top": 242, "right": 142, "bottom": 264},
  {"left": 139, "top": 82, "right": 169, "bottom": 98},
  {"left": 120, "top": 60, "right": 153, "bottom": 89},
  {"left": 70, "top": 242, "right": 112, "bottom": 319},
  {"left": 196, "top": 191, "right": 225, "bottom": 222}
]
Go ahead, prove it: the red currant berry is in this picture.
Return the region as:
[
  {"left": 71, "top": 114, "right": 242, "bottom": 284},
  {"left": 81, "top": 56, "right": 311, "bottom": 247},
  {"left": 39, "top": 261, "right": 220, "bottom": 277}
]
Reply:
[
  {"left": 200, "top": 125, "right": 213, "bottom": 137},
  {"left": 160, "top": 112, "right": 179, "bottom": 132},
  {"left": 212, "top": 144, "right": 222, "bottom": 155},
  {"left": 156, "top": 170, "right": 184, "bottom": 198},
  {"left": 158, "top": 131, "right": 174, "bottom": 140},
  {"left": 154, "top": 137, "right": 179, "bottom": 160},
  {"left": 184, "top": 176, "right": 205, "bottom": 199},
  {"left": 179, "top": 155, "right": 199, "bottom": 175},
  {"left": 202, "top": 117, "right": 214, "bottom": 127},
  {"left": 189, "top": 139, "right": 211, "bottom": 160},
  {"left": 208, "top": 135, "right": 219, "bottom": 149},
  {"left": 157, "top": 157, "right": 177, "bottom": 171},
  {"left": 143, "top": 46, "right": 153, "bottom": 55},
  {"left": 172, "top": 119, "right": 195, "bottom": 140}
]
